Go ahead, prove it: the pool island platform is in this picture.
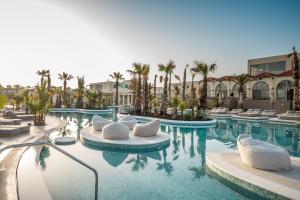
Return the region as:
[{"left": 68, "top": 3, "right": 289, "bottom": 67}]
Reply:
[
  {"left": 81, "top": 126, "right": 170, "bottom": 152},
  {"left": 206, "top": 151, "right": 300, "bottom": 200}
]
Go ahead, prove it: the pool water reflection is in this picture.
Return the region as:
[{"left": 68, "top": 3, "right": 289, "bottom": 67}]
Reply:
[{"left": 17, "top": 112, "right": 300, "bottom": 200}]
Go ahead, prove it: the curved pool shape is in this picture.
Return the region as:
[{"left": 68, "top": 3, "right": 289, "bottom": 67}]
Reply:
[
  {"left": 50, "top": 108, "right": 112, "bottom": 115},
  {"left": 118, "top": 113, "right": 217, "bottom": 128},
  {"left": 17, "top": 111, "right": 300, "bottom": 200}
]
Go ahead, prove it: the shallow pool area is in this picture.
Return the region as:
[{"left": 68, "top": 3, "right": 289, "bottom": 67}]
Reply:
[{"left": 17, "top": 112, "right": 300, "bottom": 200}]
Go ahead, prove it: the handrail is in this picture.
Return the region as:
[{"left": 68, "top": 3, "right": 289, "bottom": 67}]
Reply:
[{"left": 0, "top": 141, "right": 98, "bottom": 200}]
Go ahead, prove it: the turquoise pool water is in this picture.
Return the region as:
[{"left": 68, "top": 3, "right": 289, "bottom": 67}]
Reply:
[{"left": 17, "top": 112, "right": 300, "bottom": 200}]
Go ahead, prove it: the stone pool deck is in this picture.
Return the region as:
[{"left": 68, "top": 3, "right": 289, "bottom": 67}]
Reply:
[
  {"left": 0, "top": 116, "right": 67, "bottom": 200},
  {"left": 206, "top": 151, "right": 300, "bottom": 200}
]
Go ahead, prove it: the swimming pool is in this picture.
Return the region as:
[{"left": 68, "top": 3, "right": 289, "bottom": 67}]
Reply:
[{"left": 17, "top": 112, "right": 300, "bottom": 200}]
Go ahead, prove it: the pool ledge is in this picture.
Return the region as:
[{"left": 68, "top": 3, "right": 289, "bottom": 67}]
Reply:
[
  {"left": 118, "top": 113, "right": 217, "bottom": 128},
  {"left": 206, "top": 151, "right": 300, "bottom": 200}
]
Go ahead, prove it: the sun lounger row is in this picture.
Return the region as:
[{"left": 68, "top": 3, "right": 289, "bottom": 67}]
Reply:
[
  {"left": 238, "top": 109, "right": 262, "bottom": 117},
  {"left": 227, "top": 109, "right": 243, "bottom": 114},
  {"left": 278, "top": 110, "right": 300, "bottom": 121},
  {"left": 260, "top": 110, "right": 277, "bottom": 117},
  {"left": 209, "top": 107, "right": 228, "bottom": 114}
]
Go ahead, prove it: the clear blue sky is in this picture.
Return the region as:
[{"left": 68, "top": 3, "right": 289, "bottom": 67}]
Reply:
[{"left": 0, "top": 0, "right": 299, "bottom": 87}]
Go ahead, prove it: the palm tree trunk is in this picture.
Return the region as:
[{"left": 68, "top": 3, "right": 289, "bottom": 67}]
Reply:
[
  {"left": 168, "top": 73, "right": 172, "bottom": 102},
  {"left": 63, "top": 81, "right": 67, "bottom": 107},
  {"left": 182, "top": 67, "right": 187, "bottom": 100},
  {"left": 160, "top": 73, "right": 168, "bottom": 115},
  {"left": 143, "top": 78, "right": 148, "bottom": 115},
  {"left": 293, "top": 54, "right": 299, "bottom": 111},
  {"left": 115, "top": 80, "right": 119, "bottom": 105},
  {"left": 154, "top": 75, "right": 157, "bottom": 114},
  {"left": 135, "top": 75, "right": 142, "bottom": 114}
]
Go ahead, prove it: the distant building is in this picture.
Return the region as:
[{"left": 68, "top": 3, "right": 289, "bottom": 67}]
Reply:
[{"left": 89, "top": 80, "right": 133, "bottom": 106}]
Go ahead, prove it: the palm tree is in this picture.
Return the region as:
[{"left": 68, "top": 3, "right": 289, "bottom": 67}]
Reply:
[
  {"left": 22, "top": 89, "right": 30, "bottom": 114},
  {"left": 233, "top": 73, "right": 249, "bottom": 109},
  {"left": 54, "top": 87, "right": 62, "bottom": 108},
  {"left": 75, "top": 76, "right": 85, "bottom": 108},
  {"left": 172, "top": 85, "right": 181, "bottom": 119},
  {"left": 85, "top": 89, "right": 98, "bottom": 108},
  {"left": 109, "top": 72, "right": 124, "bottom": 106},
  {"left": 126, "top": 154, "right": 148, "bottom": 172},
  {"left": 288, "top": 46, "right": 300, "bottom": 111},
  {"left": 153, "top": 74, "right": 158, "bottom": 114},
  {"left": 191, "top": 61, "right": 217, "bottom": 114},
  {"left": 166, "top": 60, "right": 180, "bottom": 102},
  {"left": 27, "top": 83, "right": 50, "bottom": 126},
  {"left": 127, "top": 63, "right": 143, "bottom": 114},
  {"left": 182, "top": 64, "right": 189, "bottom": 101},
  {"left": 46, "top": 71, "right": 53, "bottom": 106},
  {"left": 157, "top": 149, "right": 174, "bottom": 176},
  {"left": 158, "top": 64, "right": 169, "bottom": 115},
  {"left": 128, "top": 73, "right": 137, "bottom": 111},
  {"left": 178, "top": 100, "right": 186, "bottom": 118},
  {"left": 58, "top": 72, "right": 74, "bottom": 107},
  {"left": 188, "top": 73, "right": 196, "bottom": 117},
  {"left": 36, "top": 70, "right": 49, "bottom": 86},
  {"left": 142, "top": 64, "right": 150, "bottom": 115}
]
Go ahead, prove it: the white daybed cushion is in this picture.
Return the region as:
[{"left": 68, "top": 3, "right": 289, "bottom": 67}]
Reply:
[
  {"left": 133, "top": 120, "right": 160, "bottom": 137},
  {"left": 102, "top": 122, "right": 129, "bottom": 140},
  {"left": 119, "top": 115, "right": 137, "bottom": 130},
  {"left": 93, "top": 120, "right": 112, "bottom": 131},
  {"left": 92, "top": 115, "right": 112, "bottom": 131},
  {"left": 237, "top": 134, "right": 291, "bottom": 171}
]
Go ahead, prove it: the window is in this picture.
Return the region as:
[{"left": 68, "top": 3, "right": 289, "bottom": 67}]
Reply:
[
  {"left": 215, "top": 83, "right": 227, "bottom": 98},
  {"left": 276, "top": 80, "right": 293, "bottom": 100},
  {"left": 250, "top": 61, "right": 286, "bottom": 75},
  {"left": 252, "top": 81, "right": 269, "bottom": 100},
  {"left": 232, "top": 84, "right": 246, "bottom": 98}
]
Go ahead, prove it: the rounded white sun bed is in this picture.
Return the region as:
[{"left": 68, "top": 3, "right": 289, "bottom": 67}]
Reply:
[
  {"left": 119, "top": 115, "right": 137, "bottom": 130},
  {"left": 102, "top": 122, "right": 129, "bottom": 140},
  {"left": 237, "top": 134, "right": 291, "bottom": 171},
  {"left": 133, "top": 119, "right": 160, "bottom": 137},
  {"left": 92, "top": 115, "right": 112, "bottom": 131}
]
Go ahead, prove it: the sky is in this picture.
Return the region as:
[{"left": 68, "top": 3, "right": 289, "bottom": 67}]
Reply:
[{"left": 0, "top": 0, "right": 300, "bottom": 88}]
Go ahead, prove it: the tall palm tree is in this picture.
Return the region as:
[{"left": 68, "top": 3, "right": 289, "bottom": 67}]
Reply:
[
  {"left": 22, "top": 89, "right": 30, "bottom": 114},
  {"left": 191, "top": 61, "right": 217, "bottom": 113},
  {"left": 233, "top": 73, "right": 249, "bottom": 109},
  {"left": 58, "top": 72, "right": 74, "bottom": 107},
  {"left": 189, "top": 73, "right": 196, "bottom": 117},
  {"left": 128, "top": 75, "right": 137, "bottom": 110},
  {"left": 75, "top": 76, "right": 85, "bottom": 108},
  {"left": 153, "top": 74, "right": 158, "bottom": 114},
  {"left": 182, "top": 64, "right": 189, "bottom": 101},
  {"left": 167, "top": 60, "right": 180, "bottom": 102},
  {"left": 158, "top": 64, "right": 169, "bottom": 115},
  {"left": 109, "top": 72, "right": 124, "bottom": 106},
  {"left": 127, "top": 63, "right": 143, "bottom": 114},
  {"left": 172, "top": 85, "right": 181, "bottom": 120},
  {"left": 54, "top": 87, "right": 62, "bottom": 108},
  {"left": 36, "top": 70, "right": 49, "bottom": 86},
  {"left": 142, "top": 64, "right": 150, "bottom": 115},
  {"left": 288, "top": 46, "right": 299, "bottom": 111},
  {"left": 46, "top": 71, "right": 53, "bottom": 106}
]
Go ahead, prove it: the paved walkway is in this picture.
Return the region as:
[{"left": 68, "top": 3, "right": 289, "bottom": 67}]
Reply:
[{"left": 0, "top": 116, "right": 66, "bottom": 200}]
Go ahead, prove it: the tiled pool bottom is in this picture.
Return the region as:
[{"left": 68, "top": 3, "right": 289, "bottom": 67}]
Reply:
[{"left": 17, "top": 112, "right": 300, "bottom": 200}]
